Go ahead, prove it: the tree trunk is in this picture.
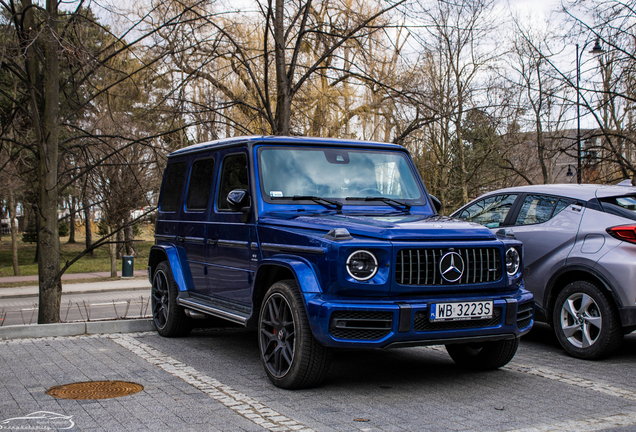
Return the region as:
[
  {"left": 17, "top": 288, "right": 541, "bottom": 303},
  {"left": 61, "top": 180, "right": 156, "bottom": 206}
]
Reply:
[
  {"left": 83, "top": 193, "right": 93, "bottom": 257},
  {"left": 274, "top": 0, "right": 291, "bottom": 135},
  {"left": 28, "top": 0, "right": 62, "bottom": 324},
  {"left": 68, "top": 195, "right": 76, "bottom": 243},
  {"left": 116, "top": 228, "right": 125, "bottom": 259},
  {"left": 124, "top": 213, "right": 138, "bottom": 257},
  {"left": 108, "top": 225, "right": 117, "bottom": 277},
  {"left": 8, "top": 190, "right": 20, "bottom": 276},
  {"left": 33, "top": 203, "right": 40, "bottom": 263}
]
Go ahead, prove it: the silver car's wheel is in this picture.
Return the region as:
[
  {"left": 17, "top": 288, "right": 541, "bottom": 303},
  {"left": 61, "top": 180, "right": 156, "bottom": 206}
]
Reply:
[
  {"left": 559, "top": 292, "right": 602, "bottom": 349},
  {"left": 553, "top": 281, "right": 622, "bottom": 359}
]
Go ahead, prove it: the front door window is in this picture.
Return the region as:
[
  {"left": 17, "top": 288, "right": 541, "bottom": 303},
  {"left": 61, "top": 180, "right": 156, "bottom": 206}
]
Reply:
[{"left": 456, "top": 195, "right": 517, "bottom": 228}]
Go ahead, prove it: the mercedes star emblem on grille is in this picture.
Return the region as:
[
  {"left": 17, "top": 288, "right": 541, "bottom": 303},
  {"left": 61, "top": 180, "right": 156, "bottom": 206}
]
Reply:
[{"left": 440, "top": 252, "right": 465, "bottom": 282}]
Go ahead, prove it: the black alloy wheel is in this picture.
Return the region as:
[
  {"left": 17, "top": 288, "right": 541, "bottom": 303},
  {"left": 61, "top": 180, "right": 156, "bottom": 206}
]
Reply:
[
  {"left": 151, "top": 261, "right": 193, "bottom": 337},
  {"left": 260, "top": 292, "right": 296, "bottom": 378},
  {"left": 258, "top": 280, "right": 332, "bottom": 389}
]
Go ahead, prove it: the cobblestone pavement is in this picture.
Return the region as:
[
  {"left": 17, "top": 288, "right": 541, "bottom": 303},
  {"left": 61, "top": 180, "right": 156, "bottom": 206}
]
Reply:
[{"left": 2, "top": 323, "right": 636, "bottom": 431}]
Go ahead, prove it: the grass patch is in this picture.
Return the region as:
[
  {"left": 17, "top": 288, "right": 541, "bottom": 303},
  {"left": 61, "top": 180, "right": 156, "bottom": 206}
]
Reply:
[{"left": 0, "top": 224, "right": 154, "bottom": 277}]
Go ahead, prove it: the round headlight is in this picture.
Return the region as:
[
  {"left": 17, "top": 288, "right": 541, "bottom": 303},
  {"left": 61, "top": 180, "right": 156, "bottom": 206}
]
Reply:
[
  {"left": 506, "top": 247, "right": 520, "bottom": 276},
  {"left": 346, "top": 250, "right": 378, "bottom": 281}
]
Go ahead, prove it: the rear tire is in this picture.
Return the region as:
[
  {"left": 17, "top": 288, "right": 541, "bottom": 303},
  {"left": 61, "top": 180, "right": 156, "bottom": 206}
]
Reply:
[
  {"left": 258, "top": 280, "right": 332, "bottom": 389},
  {"left": 552, "top": 281, "right": 622, "bottom": 360},
  {"left": 446, "top": 338, "right": 519, "bottom": 370},
  {"left": 151, "top": 261, "right": 193, "bottom": 337}
]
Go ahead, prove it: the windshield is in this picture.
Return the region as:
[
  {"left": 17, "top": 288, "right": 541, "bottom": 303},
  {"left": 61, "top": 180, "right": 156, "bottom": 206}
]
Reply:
[
  {"left": 599, "top": 195, "right": 636, "bottom": 222},
  {"left": 258, "top": 147, "right": 424, "bottom": 204}
]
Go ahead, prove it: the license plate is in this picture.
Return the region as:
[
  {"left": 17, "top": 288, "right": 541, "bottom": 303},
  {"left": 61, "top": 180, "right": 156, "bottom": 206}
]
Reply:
[{"left": 430, "top": 301, "right": 493, "bottom": 322}]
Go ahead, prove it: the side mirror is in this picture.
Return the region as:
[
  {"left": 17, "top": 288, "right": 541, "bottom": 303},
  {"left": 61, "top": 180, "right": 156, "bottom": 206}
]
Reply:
[
  {"left": 227, "top": 189, "right": 249, "bottom": 211},
  {"left": 430, "top": 195, "right": 442, "bottom": 213},
  {"left": 496, "top": 228, "right": 516, "bottom": 239},
  {"left": 227, "top": 189, "right": 251, "bottom": 222}
]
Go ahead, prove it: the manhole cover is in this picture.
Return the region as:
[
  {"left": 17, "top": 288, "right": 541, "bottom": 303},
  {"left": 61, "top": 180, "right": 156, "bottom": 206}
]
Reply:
[{"left": 46, "top": 381, "right": 143, "bottom": 400}]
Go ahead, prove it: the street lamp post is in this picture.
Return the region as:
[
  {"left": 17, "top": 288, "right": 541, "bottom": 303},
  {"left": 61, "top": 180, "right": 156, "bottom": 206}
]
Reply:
[
  {"left": 575, "top": 39, "right": 604, "bottom": 185},
  {"left": 576, "top": 43, "right": 581, "bottom": 184}
]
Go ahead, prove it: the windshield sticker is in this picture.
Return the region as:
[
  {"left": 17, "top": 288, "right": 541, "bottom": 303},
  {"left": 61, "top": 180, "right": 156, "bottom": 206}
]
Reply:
[{"left": 270, "top": 191, "right": 283, "bottom": 198}]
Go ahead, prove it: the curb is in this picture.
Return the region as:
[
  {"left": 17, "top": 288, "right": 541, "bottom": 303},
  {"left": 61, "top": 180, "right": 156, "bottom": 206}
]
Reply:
[
  {"left": 0, "top": 285, "right": 150, "bottom": 300},
  {"left": 0, "top": 319, "right": 155, "bottom": 340}
]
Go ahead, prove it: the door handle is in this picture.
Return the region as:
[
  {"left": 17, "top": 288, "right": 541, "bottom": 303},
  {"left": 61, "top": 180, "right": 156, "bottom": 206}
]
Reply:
[
  {"left": 207, "top": 237, "right": 218, "bottom": 246},
  {"left": 176, "top": 236, "right": 185, "bottom": 242}
]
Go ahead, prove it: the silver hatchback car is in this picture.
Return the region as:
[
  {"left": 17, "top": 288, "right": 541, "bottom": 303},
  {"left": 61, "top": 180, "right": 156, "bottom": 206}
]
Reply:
[{"left": 452, "top": 183, "right": 636, "bottom": 359}]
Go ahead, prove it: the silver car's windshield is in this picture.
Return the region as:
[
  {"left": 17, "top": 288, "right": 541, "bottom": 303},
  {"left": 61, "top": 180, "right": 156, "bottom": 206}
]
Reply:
[{"left": 258, "top": 147, "right": 424, "bottom": 203}]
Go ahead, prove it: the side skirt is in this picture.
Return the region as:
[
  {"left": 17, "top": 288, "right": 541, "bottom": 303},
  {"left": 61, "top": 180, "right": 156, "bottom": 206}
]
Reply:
[{"left": 177, "top": 295, "right": 251, "bottom": 326}]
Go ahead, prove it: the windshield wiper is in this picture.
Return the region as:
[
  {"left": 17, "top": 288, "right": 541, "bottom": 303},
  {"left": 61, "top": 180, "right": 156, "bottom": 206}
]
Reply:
[
  {"left": 272, "top": 195, "right": 343, "bottom": 211},
  {"left": 345, "top": 196, "right": 411, "bottom": 211}
]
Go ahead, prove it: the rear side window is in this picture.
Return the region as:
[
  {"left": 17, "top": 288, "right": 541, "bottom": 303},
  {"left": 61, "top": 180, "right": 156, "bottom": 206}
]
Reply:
[
  {"left": 599, "top": 195, "right": 636, "bottom": 221},
  {"left": 514, "top": 195, "right": 569, "bottom": 226},
  {"left": 186, "top": 158, "right": 215, "bottom": 211},
  {"left": 218, "top": 153, "right": 249, "bottom": 211},
  {"left": 456, "top": 194, "right": 517, "bottom": 228},
  {"left": 160, "top": 162, "right": 187, "bottom": 212}
]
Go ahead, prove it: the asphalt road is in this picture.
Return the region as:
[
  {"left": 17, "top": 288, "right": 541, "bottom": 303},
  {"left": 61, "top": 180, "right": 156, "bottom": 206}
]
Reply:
[{"left": 0, "top": 289, "right": 151, "bottom": 326}]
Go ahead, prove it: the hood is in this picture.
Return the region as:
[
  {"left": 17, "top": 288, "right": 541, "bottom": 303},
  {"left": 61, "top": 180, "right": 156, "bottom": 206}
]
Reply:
[{"left": 258, "top": 212, "right": 497, "bottom": 241}]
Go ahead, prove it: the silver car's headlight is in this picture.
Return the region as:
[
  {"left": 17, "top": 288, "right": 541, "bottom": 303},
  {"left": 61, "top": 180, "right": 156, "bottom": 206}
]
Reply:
[
  {"left": 346, "top": 250, "right": 378, "bottom": 281},
  {"left": 506, "top": 247, "right": 520, "bottom": 276}
]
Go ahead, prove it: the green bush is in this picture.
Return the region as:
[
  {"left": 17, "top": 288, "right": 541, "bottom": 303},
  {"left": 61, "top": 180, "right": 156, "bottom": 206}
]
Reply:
[
  {"left": 98, "top": 219, "right": 109, "bottom": 236},
  {"left": 59, "top": 221, "right": 70, "bottom": 237}
]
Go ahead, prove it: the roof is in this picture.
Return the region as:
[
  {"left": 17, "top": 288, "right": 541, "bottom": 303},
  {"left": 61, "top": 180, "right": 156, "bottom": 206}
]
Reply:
[
  {"left": 168, "top": 135, "right": 403, "bottom": 157},
  {"left": 480, "top": 183, "right": 636, "bottom": 201}
]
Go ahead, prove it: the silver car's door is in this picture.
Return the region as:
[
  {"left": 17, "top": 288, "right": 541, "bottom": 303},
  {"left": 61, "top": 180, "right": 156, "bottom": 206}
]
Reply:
[{"left": 506, "top": 195, "right": 584, "bottom": 304}]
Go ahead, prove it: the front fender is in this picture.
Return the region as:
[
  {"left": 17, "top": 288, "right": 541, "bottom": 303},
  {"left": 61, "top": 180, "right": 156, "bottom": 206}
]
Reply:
[
  {"left": 148, "top": 244, "right": 192, "bottom": 292},
  {"left": 256, "top": 256, "right": 325, "bottom": 338},
  {"left": 258, "top": 256, "right": 322, "bottom": 293}
]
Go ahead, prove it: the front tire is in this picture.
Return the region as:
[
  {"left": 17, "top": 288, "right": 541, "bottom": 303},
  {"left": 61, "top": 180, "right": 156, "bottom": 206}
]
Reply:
[
  {"left": 258, "top": 280, "right": 331, "bottom": 389},
  {"left": 151, "top": 261, "right": 193, "bottom": 337},
  {"left": 552, "top": 281, "right": 622, "bottom": 360},
  {"left": 446, "top": 338, "right": 519, "bottom": 370}
]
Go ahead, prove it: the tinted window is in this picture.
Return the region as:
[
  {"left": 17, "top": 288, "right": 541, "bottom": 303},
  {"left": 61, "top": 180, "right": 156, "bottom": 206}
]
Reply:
[
  {"left": 186, "top": 158, "right": 215, "bottom": 211},
  {"left": 457, "top": 194, "right": 517, "bottom": 228},
  {"left": 160, "top": 162, "right": 186, "bottom": 212},
  {"left": 599, "top": 195, "right": 636, "bottom": 222},
  {"left": 514, "top": 195, "right": 560, "bottom": 226},
  {"left": 218, "top": 153, "right": 248, "bottom": 211}
]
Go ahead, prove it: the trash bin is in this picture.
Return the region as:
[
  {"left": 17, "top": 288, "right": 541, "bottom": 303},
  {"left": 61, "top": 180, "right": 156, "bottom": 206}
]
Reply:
[{"left": 122, "top": 255, "right": 134, "bottom": 278}]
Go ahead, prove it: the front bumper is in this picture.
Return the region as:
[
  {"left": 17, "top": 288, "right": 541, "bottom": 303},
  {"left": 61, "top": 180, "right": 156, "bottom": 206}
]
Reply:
[{"left": 305, "top": 288, "right": 534, "bottom": 349}]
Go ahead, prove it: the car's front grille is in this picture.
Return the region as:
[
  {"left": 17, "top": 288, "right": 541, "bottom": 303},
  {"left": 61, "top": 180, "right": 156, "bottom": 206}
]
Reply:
[
  {"left": 413, "top": 308, "right": 502, "bottom": 331},
  {"left": 517, "top": 302, "right": 533, "bottom": 329},
  {"left": 395, "top": 248, "right": 502, "bottom": 285},
  {"left": 329, "top": 311, "right": 393, "bottom": 340}
]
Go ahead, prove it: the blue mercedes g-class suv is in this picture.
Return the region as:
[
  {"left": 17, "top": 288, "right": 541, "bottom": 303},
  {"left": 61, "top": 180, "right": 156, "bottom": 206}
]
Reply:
[{"left": 149, "top": 136, "right": 533, "bottom": 389}]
